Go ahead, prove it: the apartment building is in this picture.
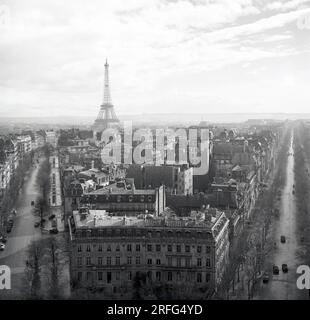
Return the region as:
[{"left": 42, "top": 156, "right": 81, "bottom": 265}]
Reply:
[{"left": 68, "top": 207, "right": 229, "bottom": 298}]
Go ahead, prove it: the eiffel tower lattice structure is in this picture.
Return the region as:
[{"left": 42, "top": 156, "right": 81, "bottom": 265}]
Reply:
[{"left": 93, "top": 59, "right": 120, "bottom": 135}]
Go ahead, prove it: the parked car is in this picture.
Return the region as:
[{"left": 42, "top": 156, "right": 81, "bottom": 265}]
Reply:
[
  {"left": 6, "top": 225, "right": 12, "bottom": 233},
  {"left": 273, "top": 265, "right": 280, "bottom": 275},
  {"left": 48, "top": 214, "right": 56, "bottom": 220},
  {"left": 49, "top": 228, "right": 59, "bottom": 234},
  {"left": 34, "top": 221, "right": 40, "bottom": 228},
  {"left": 263, "top": 272, "right": 270, "bottom": 283},
  {"left": 0, "top": 235, "right": 7, "bottom": 243},
  {"left": 281, "top": 235, "right": 286, "bottom": 243},
  {"left": 282, "top": 264, "right": 288, "bottom": 273},
  {"left": 0, "top": 243, "right": 5, "bottom": 251}
]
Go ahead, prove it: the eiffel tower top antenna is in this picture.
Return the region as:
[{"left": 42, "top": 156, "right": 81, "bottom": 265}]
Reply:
[{"left": 103, "top": 58, "right": 112, "bottom": 105}]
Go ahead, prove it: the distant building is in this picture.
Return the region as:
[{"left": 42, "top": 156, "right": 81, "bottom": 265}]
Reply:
[
  {"left": 46, "top": 130, "right": 58, "bottom": 148},
  {"left": 80, "top": 184, "right": 166, "bottom": 216},
  {"left": 68, "top": 206, "right": 229, "bottom": 298},
  {"left": 17, "top": 135, "right": 32, "bottom": 156},
  {"left": 127, "top": 164, "right": 193, "bottom": 195}
]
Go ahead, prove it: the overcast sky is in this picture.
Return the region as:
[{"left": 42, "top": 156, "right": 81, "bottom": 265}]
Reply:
[{"left": 0, "top": 0, "right": 310, "bottom": 118}]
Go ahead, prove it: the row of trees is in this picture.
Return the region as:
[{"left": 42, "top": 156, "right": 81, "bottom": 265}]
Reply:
[
  {"left": 293, "top": 122, "right": 310, "bottom": 266},
  {"left": 22, "top": 236, "right": 69, "bottom": 299},
  {"left": 34, "top": 145, "right": 52, "bottom": 224}
]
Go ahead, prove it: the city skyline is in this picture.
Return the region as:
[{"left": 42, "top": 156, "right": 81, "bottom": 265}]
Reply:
[{"left": 1, "top": 0, "right": 310, "bottom": 118}]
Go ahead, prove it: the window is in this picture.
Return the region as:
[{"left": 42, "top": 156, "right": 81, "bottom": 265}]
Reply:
[
  {"left": 197, "top": 258, "right": 202, "bottom": 267},
  {"left": 156, "top": 259, "right": 161, "bottom": 265},
  {"left": 98, "top": 257, "right": 103, "bottom": 265},
  {"left": 177, "top": 271, "right": 181, "bottom": 281},
  {"left": 107, "top": 244, "right": 111, "bottom": 252},
  {"left": 77, "top": 257, "right": 82, "bottom": 266},
  {"left": 98, "top": 244, "right": 102, "bottom": 252},
  {"left": 86, "top": 244, "right": 91, "bottom": 252},
  {"left": 77, "top": 245, "right": 82, "bottom": 252},
  {"left": 177, "top": 245, "right": 181, "bottom": 253},
  {"left": 167, "top": 257, "right": 172, "bottom": 266},
  {"left": 115, "top": 257, "right": 120, "bottom": 265},
  {"left": 107, "top": 272, "right": 112, "bottom": 284},
  {"left": 128, "top": 271, "right": 132, "bottom": 281},
  {"left": 136, "top": 256, "right": 140, "bottom": 265},
  {"left": 136, "top": 244, "right": 140, "bottom": 252},
  {"left": 185, "top": 245, "right": 190, "bottom": 253},
  {"left": 206, "top": 273, "right": 211, "bottom": 283},
  {"left": 98, "top": 272, "right": 103, "bottom": 281},
  {"left": 86, "top": 272, "right": 91, "bottom": 281},
  {"left": 116, "top": 272, "right": 120, "bottom": 281},
  {"left": 86, "top": 257, "right": 91, "bottom": 266},
  {"left": 185, "top": 258, "right": 191, "bottom": 268},
  {"left": 197, "top": 273, "right": 202, "bottom": 283},
  {"left": 77, "top": 272, "right": 82, "bottom": 281},
  {"left": 147, "top": 244, "right": 152, "bottom": 252},
  {"left": 156, "top": 271, "right": 161, "bottom": 281},
  {"left": 168, "top": 244, "right": 172, "bottom": 252},
  {"left": 127, "top": 257, "right": 132, "bottom": 265},
  {"left": 206, "top": 258, "right": 211, "bottom": 267},
  {"left": 156, "top": 244, "right": 161, "bottom": 252},
  {"left": 177, "top": 257, "right": 181, "bottom": 267},
  {"left": 197, "top": 246, "right": 202, "bottom": 254},
  {"left": 127, "top": 244, "right": 132, "bottom": 252},
  {"left": 147, "top": 258, "right": 152, "bottom": 265},
  {"left": 147, "top": 271, "right": 152, "bottom": 280},
  {"left": 107, "top": 257, "right": 111, "bottom": 266},
  {"left": 116, "top": 244, "right": 120, "bottom": 252},
  {"left": 206, "top": 246, "right": 211, "bottom": 254},
  {"left": 168, "top": 272, "right": 172, "bottom": 282}
]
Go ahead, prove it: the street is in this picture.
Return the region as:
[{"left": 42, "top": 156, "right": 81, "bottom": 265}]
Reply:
[
  {"left": 256, "top": 132, "right": 308, "bottom": 300},
  {"left": 0, "top": 160, "right": 48, "bottom": 298}
]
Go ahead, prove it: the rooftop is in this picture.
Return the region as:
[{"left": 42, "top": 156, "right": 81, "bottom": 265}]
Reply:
[{"left": 72, "top": 207, "right": 228, "bottom": 234}]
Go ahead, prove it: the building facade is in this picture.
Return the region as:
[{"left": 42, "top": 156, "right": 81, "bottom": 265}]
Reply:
[{"left": 68, "top": 207, "right": 229, "bottom": 299}]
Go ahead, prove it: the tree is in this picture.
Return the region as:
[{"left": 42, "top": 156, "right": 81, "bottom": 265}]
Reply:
[
  {"left": 23, "top": 240, "right": 44, "bottom": 299},
  {"left": 41, "top": 236, "right": 68, "bottom": 299}
]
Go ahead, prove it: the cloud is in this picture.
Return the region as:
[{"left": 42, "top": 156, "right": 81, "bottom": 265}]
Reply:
[{"left": 0, "top": 0, "right": 309, "bottom": 117}]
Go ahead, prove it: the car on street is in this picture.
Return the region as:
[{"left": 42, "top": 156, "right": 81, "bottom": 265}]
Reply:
[
  {"left": 0, "top": 235, "right": 7, "bottom": 243},
  {"left": 273, "top": 265, "right": 279, "bottom": 275},
  {"left": 282, "top": 264, "right": 288, "bottom": 273},
  {"left": 0, "top": 243, "right": 5, "bottom": 251},
  {"left": 263, "top": 272, "right": 270, "bottom": 283},
  {"left": 34, "top": 221, "right": 40, "bottom": 228},
  {"left": 281, "top": 235, "right": 286, "bottom": 243},
  {"left": 49, "top": 228, "right": 59, "bottom": 234}
]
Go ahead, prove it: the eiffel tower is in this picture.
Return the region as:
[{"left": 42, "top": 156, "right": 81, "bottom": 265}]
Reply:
[{"left": 93, "top": 60, "right": 119, "bottom": 139}]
